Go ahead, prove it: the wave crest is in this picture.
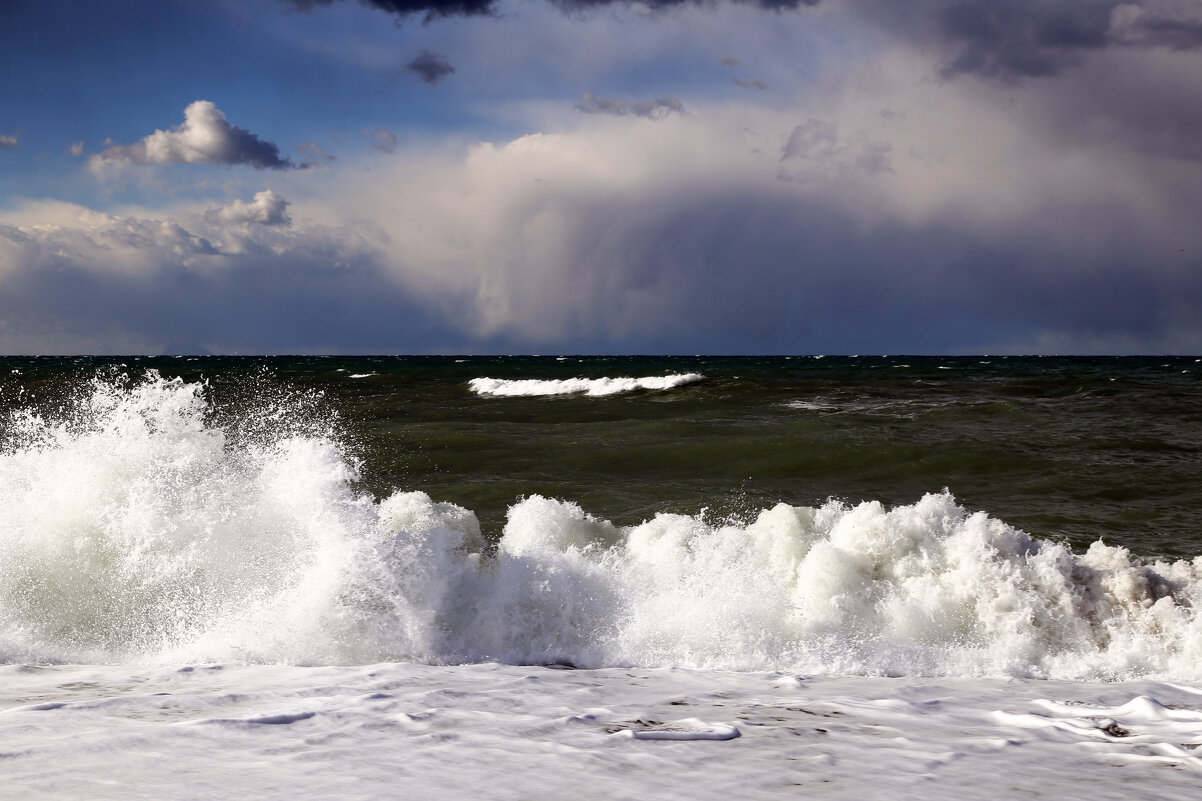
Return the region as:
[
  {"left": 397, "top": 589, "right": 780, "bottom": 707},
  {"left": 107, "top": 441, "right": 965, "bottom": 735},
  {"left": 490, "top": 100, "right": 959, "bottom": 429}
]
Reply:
[{"left": 468, "top": 373, "right": 704, "bottom": 397}]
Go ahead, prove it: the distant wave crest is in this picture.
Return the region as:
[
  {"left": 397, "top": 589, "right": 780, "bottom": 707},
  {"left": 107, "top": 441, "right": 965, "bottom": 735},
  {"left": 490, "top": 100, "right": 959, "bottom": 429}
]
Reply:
[{"left": 469, "top": 373, "right": 704, "bottom": 397}]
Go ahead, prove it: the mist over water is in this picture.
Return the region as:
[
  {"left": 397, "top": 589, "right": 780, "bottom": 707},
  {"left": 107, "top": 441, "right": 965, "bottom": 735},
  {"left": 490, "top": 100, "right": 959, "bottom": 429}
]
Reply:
[{"left": 0, "top": 364, "right": 1200, "bottom": 679}]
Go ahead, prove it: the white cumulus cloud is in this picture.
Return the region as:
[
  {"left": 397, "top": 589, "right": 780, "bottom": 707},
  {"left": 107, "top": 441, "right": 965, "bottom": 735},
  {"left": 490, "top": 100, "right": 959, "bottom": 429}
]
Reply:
[
  {"left": 211, "top": 190, "right": 292, "bottom": 226},
  {"left": 89, "top": 101, "right": 293, "bottom": 171}
]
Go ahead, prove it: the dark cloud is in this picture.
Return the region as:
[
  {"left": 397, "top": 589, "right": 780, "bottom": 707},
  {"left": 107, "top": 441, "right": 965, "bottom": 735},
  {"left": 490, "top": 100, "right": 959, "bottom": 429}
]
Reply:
[
  {"left": 855, "top": 1, "right": 1202, "bottom": 82},
  {"left": 719, "top": 56, "right": 741, "bottom": 68},
  {"left": 90, "top": 101, "right": 293, "bottom": 171},
  {"left": 934, "top": 1, "right": 1113, "bottom": 79},
  {"left": 405, "top": 50, "right": 455, "bottom": 86},
  {"left": 286, "top": 0, "right": 495, "bottom": 21},
  {"left": 575, "top": 93, "right": 684, "bottom": 119},
  {"left": 855, "top": 4, "right": 1201, "bottom": 166},
  {"left": 283, "top": 0, "right": 818, "bottom": 22},
  {"left": 829, "top": 1, "right": 1202, "bottom": 174},
  {"left": 553, "top": 0, "right": 818, "bottom": 10}
]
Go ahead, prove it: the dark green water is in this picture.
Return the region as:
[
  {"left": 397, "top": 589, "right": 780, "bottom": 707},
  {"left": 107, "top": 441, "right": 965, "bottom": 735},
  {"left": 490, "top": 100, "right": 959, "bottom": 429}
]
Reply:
[{"left": 2, "top": 355, "right": 1200, "bottom": 559}]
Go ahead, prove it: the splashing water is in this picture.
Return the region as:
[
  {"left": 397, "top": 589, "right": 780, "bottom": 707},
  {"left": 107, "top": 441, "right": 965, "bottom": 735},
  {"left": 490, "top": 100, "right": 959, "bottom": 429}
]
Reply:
[{"left": 1, "top": 372, "right": 1200, "bottom": 679}]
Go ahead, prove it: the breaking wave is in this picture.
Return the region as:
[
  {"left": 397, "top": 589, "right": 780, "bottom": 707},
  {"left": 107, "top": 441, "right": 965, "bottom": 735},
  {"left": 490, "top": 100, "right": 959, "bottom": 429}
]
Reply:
[
  {"left": 1, "top": 372, "right": 1201, "bottom": 679},
  {"left": 468, "top": 373, "right": 704, "bottom": 397}
]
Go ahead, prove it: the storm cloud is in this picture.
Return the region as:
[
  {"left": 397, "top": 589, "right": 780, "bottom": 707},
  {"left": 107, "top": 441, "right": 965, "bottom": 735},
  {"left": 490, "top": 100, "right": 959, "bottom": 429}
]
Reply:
[
  {"left": 286, "top": 0, "right": 495, "bottom": 20},
  {"left": 405, "top": 50, "right": 456, "bottom": 85},
  {"left": 90, "top": 101, "right": 293, "bottom": 171},
  {"left": 301, "top": 82, "right": 1202, "bottom": 354},
  {"left": 845, "top": 0, "right": 1202, "bottom": 81},
  {"left": 283, "top": 0, "right": 818, "bottom": 21}
]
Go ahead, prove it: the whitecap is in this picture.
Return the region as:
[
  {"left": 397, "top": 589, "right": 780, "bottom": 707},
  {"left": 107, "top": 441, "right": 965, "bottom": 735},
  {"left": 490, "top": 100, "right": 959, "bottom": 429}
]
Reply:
[{"left": 468, "top": 374, "right": 704, "bottom": 398}]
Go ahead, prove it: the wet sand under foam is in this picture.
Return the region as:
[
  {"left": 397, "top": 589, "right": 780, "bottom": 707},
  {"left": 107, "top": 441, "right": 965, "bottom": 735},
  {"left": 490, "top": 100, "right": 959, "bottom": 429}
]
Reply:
[{"left": 2, "top": 662, "right": 1200, "bottom": 800}]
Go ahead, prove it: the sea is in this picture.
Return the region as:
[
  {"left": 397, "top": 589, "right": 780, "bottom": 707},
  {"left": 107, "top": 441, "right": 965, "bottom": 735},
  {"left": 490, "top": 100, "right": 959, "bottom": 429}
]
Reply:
[{"left": 1, "top": 355, "right": 1200, "bottom": 798}]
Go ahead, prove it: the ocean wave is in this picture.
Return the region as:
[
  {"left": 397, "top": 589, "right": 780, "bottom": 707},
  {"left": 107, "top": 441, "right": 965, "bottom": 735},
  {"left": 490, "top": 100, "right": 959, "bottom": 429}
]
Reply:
[
  {"left": 1, "top": 373, "right": 1200, "bottom": 680},
  {"left": 468, "top": 373, "right": 704, "bottom": 397}
]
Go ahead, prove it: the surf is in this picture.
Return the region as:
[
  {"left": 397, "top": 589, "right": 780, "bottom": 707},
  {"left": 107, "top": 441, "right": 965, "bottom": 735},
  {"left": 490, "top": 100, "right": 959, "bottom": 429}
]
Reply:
[{"left": 1, "top": 371, "right": 1199, "bottom": 680}]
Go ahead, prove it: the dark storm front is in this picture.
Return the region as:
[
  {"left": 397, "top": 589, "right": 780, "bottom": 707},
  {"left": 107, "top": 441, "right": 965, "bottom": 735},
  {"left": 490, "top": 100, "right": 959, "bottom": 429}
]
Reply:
[{"left": 2, "top": 355, "right": 1199, "bottom": 559}]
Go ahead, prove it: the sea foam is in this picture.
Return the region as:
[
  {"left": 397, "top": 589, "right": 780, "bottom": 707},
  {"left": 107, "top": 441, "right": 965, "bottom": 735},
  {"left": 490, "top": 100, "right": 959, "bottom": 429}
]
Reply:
[
  {"left": 1, "top": 373, "right": 1200, "bottom": 679},
  {"left": 468, "top": 373, "right": 704, "bottom": 397}
]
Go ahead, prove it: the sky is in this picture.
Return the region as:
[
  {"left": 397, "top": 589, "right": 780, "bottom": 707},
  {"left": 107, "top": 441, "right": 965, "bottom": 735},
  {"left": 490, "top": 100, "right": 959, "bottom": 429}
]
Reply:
[{"left": 1, "top": 0, "right": 1201, "bottom": 355}]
